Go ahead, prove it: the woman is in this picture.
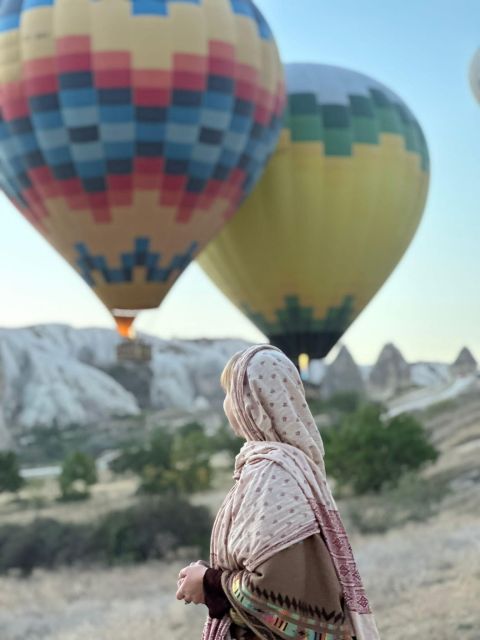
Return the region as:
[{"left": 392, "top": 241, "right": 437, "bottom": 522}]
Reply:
[{"left": 176, "top": 344, "right": 381, "bottom": 640}]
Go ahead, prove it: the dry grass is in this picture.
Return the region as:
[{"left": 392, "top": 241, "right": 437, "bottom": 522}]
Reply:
[
  {"left": 0, "top": 472, "right": 138, "bottom": 526},
  {"left": 0, "top": 467, "right": 234, "bottom": 528},
  {"left": 0, "top": 560, "right": 206, "bottom": 640},
  {"left": 1, "top": 411, "right": 478, "bottom": 639},
  {"left": 355, "top": 508, "right": 480, "bottom": 638},
  {"left": 0, "top": 494, "right": 479, "bottom": 640}
]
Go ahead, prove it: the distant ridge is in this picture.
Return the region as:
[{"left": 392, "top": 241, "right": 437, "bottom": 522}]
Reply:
[{"left": 0, "top": 324, "right": 477, "bottom": 444}]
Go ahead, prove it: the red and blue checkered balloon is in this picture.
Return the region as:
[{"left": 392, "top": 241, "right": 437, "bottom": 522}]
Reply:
[{"left": 0, "top": 0, "right": 285, "bottom": 335}]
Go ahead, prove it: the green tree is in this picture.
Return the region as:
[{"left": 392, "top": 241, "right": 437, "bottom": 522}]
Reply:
[
  {"left": 59, "top": 451, "right": 98, "bottom": 501},
  {"left": 210, "top": 422, "right": 244, "bottom": 461},
  {"left": 0, "top": 451, "right": 24, "bottom": 494},
  {"left": 324, "top": 404, "right": 438, "bottom": 495},
  {"left": 138, "top": 429, "right": 182, "bottom": 494},
  {"left": 108, "top": 444, "right": 151, "bottom": 476},
  {"left": 325, "top": 391, "right": 364, "bottom": 414},
  {"left": 109, "top": 424, "right": 214, "bottom": 495},
  {"left": 172, "top": 423, "right": 212, "bottom": 493},
  {"left": 308, "top": 391, "right": 369, "bottom": 418}
]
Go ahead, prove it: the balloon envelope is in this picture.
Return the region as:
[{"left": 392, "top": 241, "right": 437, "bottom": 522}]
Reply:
[
  {"left": 0, "top": 0, "right": 284, "bottom": 334},
  {"left": 198, "top": 63, "right": 430, "bottom": 360},
  {"left": 469, "top": 49, "right": 480, "bottom": 103}
]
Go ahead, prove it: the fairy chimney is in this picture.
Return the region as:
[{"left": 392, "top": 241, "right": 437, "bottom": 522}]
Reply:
[
  {"left": 451, "top": 347, "right": 477, "bottom": 377},
  {"left": 368, "top": 342, "right": 411, "bottom": 398},
  {"left": 320, "top": 345, "right": 365, "bottom": 399}
]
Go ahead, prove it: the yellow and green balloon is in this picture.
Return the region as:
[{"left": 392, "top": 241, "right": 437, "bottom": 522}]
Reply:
[{"left": 198, "top": 63, "right": 430, "bottom": 360}]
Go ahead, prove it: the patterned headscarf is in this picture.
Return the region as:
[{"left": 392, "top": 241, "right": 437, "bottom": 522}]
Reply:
[
  {"left": 202, "top": 345, "right": 381, "bottom": 640},
  {"left": 228, "top": 344, "right": 326, "bottom": 470}
]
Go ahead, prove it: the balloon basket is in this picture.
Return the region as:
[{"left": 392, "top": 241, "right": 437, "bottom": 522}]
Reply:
[{"left": 116, "top": 339, "right": 152, "bottom": 363}]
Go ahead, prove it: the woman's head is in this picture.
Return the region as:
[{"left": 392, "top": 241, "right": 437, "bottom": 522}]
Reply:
[
  {"left": 220, "top": 344, "right": 325, "bottom": 464},
  {"left": 220, "top": 349, "right": 242, "bottom": 393}
]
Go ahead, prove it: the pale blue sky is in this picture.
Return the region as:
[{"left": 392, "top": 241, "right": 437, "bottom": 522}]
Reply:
[{"left": 1, "top": 0, "right": 479, "bottom": 365}]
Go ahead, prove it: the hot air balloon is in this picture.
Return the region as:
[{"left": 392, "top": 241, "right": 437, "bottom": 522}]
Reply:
[
  {"left": 198, "top": 63, "right": 430, "bottom": 362},
  {"left": 469, "top": 49, "right": 480, "bottom": 102},
  {"left": 0, "top": 0, "right": 284, "bottom": 338}
]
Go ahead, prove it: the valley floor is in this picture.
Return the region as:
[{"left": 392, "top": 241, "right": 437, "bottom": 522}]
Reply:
[{"left": 0, "top": 488, "right": 478, "bottom": 640}]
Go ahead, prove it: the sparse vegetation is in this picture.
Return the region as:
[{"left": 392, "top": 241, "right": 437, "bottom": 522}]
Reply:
[
  {"left": 323, "top": 403, "right": 439, "bottom": 495},
  {"left": 209, "top": 422, "right": 244, "bottom": 461},
  {"left": 420, "top": 398, "right": 460, "bottom": 419},
  {"left": 0, "top": 451, "right": 24, "bottom": 495},
  {"left": 18, "top": 426, "right": 87, "bottom": 466},
  {"left": 110, "top": 423, "right": 214, "bottom": 495},
  {"left": 58, "top": 452, "right": 98, "bottom": 501},
  {"left": 17, "top": 420, "right": 150, "bottom": 468},
  {"left": 346, "top": 471, "right": 449, "bottom": 534},
  {"left": 307, "top": 391, "right": 369, "bottom": 418},
  {"left": 0, "top": 496, "right": 211, "bottom": 576},
  {"left": 324, "top": 391, "right": 366, "bottom": 414}
]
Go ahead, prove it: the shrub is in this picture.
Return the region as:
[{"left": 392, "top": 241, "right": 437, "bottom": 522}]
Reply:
[
  {"left": 324, "top": 404, "right": 439, "bottom": 495},
  {"left": 0, "top": 519, "right": 89, "bottom": 576},
  {"left": 0, "top": 496, "right": 212, "bottom": 575},
  {"left": 308, "top": 391, "right": 370, "bottom": 418},
  {"left": 324, "top": 391, "right": 364, "bottom": 414},
  {"left": 208, "top": 423, "right": 243, "bottom": 462},
  {"left": 346, "top": 471, "right": 449, "bottom": 534},
  {"left": 0, "top": 451, "right": 24, "bottom": 494},
  {"left": 58, "top": 451, "right": 98, "bottom": 501},
  {"left": 110, "top": 424, "right": 214, "bottom": 495},
  {"left": 94, "top": 496, "right": 211, "bottom": 564}
]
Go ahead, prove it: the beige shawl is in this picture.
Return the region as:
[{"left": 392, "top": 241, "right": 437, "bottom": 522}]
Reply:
[{"left": 202, "top": 344, "right": 380, "bottom": 640}]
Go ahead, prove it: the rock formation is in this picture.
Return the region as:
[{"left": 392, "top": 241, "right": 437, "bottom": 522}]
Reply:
[
  {"left": 319, "top": 345, "right": 365, "bottom": 399},
  {"left": 451, "top": 347, "right": 478, "bottom": 377},
  {"left": 0, "top": 325, "right": 248, "bottom": 433},
  {"left": 368, "top": 342, "right": 411, "bottom": 399}
]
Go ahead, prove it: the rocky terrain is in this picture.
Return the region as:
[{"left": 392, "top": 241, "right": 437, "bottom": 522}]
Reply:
[
  {"left": 0, "top": 324, "right": 477, "bottom": 446},
  {"left": 0, "top": 324, "right": 248, "bottom": 440}
]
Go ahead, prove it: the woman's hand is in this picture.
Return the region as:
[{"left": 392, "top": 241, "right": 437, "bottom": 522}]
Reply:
[{"left": 176, "top": 563, "right": 208, "bottom": 605}]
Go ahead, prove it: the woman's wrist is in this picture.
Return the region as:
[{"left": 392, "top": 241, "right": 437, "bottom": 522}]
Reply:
[{"left": 203, "top": 568, "right": 231, "bottom": 619}]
